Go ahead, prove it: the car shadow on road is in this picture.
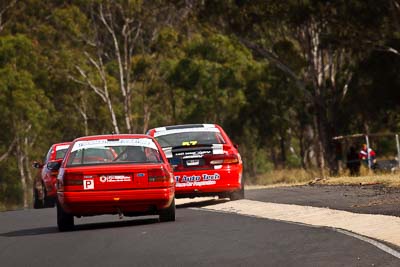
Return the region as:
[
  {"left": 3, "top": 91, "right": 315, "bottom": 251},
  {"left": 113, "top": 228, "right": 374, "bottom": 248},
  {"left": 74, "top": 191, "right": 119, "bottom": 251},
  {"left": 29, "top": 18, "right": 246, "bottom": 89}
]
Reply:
[
  {"left": 176, "top": 198, "right": 229, "bottom": 209},
  {"left": 0, "top": 226, "right": 59, "bottom": 237},
  {"left": 0, "top": 217, "right": 159, "bottom": 237}
]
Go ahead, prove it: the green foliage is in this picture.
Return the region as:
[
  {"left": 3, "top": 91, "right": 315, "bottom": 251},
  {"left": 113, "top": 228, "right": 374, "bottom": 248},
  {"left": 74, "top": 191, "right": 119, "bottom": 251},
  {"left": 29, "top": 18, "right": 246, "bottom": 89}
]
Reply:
[
  {"left": 166, "top": 34, "right": 250, "bottom": 124},
  {"left": 52, "top": 6, "right": 90, "bottom": 39},
  {"left": 286, "top": 153, "right": 302, "bottom": 169},
  {"left": 0, "top": 158, "right": 22, "bottom": 206},
  {"left": 0, "top": 35, "right": 51, "bottom": 136},
  {"left": 0, "top": 34, "right": 36, "bottom": 69}
]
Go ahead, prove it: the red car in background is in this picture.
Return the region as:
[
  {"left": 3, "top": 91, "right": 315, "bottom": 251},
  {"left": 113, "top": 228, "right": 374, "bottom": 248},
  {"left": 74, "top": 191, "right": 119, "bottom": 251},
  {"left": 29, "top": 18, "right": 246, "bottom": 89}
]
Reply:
[
  {"left": 55, "top": 134, "right": 175, "bottom": 231},
  {"left": 147, "top": 124, "right": 244, "bottom": 200},
  {"left": 32, "top": 142, "right": 71, "bottom": 209}
]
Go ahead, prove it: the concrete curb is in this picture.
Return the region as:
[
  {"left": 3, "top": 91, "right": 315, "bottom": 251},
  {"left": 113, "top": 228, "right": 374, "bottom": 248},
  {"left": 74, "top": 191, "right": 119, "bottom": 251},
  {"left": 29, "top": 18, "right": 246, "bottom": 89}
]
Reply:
[{"left": 200, "top": 199, "right": 400, "bottom": 249}]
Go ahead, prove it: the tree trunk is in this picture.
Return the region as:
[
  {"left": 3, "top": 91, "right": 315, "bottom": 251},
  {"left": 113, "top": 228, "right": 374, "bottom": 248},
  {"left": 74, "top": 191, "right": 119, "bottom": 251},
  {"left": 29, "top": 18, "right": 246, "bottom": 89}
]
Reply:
[
  {"left": 16, "top": 137, "right": 28, "bottom": 208},
  {"left": 270, "top": 146, "right": 279, "bottom": 169},
  {"left": 170, "top": 88, "right": 177, "bottom": 124},
  {"left": 279, "top": 133, "right": 286, "bottom": 168},
  {"left": 106, "top": 98, "right": 120, "bottom": 134},
  {"left": 74, "top": 62, "right": 120, "bottom": 134},
  {"left": 314, "top": 102, "right": 339, "bottom": 176},
  {"left": 312, "top": 111, "right": 326, "bottom": 177},
  {"left": 23, "top": 136, "right": 33, "bottom": 205},
  {"left": 143, "top": 103, "right": 151, "bottom": 134},
  {"left": 75, "top": 90, "right": 89, "bottom": 136}
]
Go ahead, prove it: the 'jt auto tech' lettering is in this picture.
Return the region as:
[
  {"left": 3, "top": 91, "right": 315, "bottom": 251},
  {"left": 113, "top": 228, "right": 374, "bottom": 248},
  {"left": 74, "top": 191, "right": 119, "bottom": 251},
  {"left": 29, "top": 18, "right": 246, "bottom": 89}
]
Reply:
[{"left": 175, "top": 173, "right": 220, "bottom": 183}]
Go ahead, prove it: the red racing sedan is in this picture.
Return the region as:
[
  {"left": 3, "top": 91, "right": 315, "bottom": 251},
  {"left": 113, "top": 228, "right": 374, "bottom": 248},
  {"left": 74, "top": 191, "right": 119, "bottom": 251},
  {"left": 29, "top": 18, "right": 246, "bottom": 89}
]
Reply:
[
  {"left": 55, "top": 134, "right": 175, "bottom": 231},
  {"left": 32, "top": 142, "right": 71, "bottom": 208},
  {"left": 147, "top": 124, "right": 244, "bottom": 200}
]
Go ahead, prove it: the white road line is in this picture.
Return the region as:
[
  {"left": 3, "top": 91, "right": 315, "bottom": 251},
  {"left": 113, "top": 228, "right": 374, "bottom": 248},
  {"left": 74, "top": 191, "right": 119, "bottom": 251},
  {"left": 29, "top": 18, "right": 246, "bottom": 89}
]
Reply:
[
  {"left": 335, "top": 229, "right": 400, "bottom": 259},
  {"left": 192, "top": 199, "right": 400, "bottom": 259}
]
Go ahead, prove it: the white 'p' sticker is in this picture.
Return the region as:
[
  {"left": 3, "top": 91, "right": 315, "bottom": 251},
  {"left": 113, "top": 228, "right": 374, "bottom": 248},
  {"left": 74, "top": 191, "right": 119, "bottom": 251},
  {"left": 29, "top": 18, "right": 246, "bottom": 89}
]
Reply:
[{"left": 84, "top": 179, "right": 94, "bottom": 190}]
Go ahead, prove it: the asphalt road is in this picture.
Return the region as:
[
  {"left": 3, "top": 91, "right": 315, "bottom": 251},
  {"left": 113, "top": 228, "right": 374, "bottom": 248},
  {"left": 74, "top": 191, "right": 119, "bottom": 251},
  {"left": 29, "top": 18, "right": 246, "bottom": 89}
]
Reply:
[
  {"left": 246, "top": 184, "right": 400, "bottom": 216},
  {"left": 0, "top": 189, "right": 399, "bottom": 266}
]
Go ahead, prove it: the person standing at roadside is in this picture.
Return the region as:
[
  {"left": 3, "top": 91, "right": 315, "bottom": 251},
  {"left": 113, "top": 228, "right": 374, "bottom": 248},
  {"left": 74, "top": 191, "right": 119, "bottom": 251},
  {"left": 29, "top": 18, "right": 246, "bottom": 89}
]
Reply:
[{"left": 359, "top": 144, "right": 376, "bottom": 168}]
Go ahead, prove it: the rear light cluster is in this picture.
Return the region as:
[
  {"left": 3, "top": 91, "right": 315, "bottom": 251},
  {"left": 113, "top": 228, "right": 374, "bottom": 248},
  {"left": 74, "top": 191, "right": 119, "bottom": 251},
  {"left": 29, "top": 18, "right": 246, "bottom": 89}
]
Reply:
[
  {"left": 148, "top": 168, "right": 174, "bottom": 184},
  {"left": 208, "top": 154, "right": 239, "bottom": 165},
  {"left": 58, "top": 172, "right": 83, "bottom": 191},
  {"left": 63, "top": 172, "right": 84, "bottom": 185}
]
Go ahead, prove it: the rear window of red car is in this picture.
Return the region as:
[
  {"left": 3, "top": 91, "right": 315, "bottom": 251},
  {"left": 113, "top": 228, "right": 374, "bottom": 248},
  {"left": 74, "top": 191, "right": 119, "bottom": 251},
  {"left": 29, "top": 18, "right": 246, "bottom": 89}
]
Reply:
[
  {"left": 154, "top": 129, "right": 226, "bottom": 148},
  {"left": 66, "top": 138, "right": 162, "bottom": 166}
]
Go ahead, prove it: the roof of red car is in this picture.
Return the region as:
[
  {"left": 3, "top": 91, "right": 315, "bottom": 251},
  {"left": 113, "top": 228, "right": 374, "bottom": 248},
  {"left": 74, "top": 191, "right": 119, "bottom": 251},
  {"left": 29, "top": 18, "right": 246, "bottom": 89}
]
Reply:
[
  {"left": 151, "top": 124, "right": 218, "bottom": 131},
  {"left": 72, "top": 134, "right": 153, "bottom": 142},
  {"left": 53, "top": 142, "right": 72, "bottom": 147}
]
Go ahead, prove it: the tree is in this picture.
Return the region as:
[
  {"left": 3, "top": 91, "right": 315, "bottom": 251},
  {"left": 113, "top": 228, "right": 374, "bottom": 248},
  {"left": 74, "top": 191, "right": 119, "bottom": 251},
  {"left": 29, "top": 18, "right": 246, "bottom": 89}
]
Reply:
[
  {"left": 196, "top": 0, "right": 394, "bottom": 175},
  {"left": 167, "top": 33, "right": 249, "bottom": 124},
  {"left": 0, "top": 0, "right": 17, "bottom": 33},
  {"left": 0, "top": 35, "right": 52, "bottom": 207}
]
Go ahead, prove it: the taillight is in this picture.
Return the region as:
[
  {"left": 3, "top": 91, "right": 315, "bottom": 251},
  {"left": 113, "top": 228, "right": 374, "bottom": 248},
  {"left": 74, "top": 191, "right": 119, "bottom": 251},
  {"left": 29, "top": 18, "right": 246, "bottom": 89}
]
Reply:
[
  {"left": 209, "top": 158, "right": 224, "bottom": 165},
  {"left": 223, "top": 154, "right": 239, "bottom": 164},
  {"left": 148, "top": 168, "right": 173, "bottom": 183},
  {"left": 63, "top": 172, "right": 83, "bottom": 188},
  {"left": 209, "top": 154, "right": 239, "bottom": 165}
]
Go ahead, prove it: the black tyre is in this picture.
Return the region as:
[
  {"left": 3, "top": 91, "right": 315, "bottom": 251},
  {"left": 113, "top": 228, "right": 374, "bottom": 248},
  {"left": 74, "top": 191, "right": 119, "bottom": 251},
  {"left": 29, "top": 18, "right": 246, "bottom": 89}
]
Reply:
[
  {"left": 159, "top": 198, "right": 175, "bottom": 222},
  {"left": 229, "top": 184, "right": 245, "bottom": 201},
  {"left": 33, "top": 188, "right": 44, "bottom": 209},
  {"left": 57, "top": 201, "right": 74, "bottom": 231},
  {"left": 44, "top": 195, "right": 56, "bottom": 208},
  {"left": 39, "top": 183, "right": 55, "bottom": 208}
]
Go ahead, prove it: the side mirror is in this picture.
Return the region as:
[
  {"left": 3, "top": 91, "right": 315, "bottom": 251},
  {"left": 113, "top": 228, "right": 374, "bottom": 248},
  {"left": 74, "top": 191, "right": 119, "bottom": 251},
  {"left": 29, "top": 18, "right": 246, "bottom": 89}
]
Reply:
[
  {"left": 47, "top": 159, "right": 63, "bottom": 171},
  {"left": 32, "top": 161, "right": 43, "bottom": 169}
]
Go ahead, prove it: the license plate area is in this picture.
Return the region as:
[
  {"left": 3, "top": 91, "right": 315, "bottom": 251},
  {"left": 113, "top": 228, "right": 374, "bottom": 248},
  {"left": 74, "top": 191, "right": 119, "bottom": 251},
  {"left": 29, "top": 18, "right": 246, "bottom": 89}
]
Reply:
[
  {"left": 184, "top": 159, "right": 204, "bottom": 167},
  {"left": 99, "top": 174, "right": 132, "bottom": 183}
]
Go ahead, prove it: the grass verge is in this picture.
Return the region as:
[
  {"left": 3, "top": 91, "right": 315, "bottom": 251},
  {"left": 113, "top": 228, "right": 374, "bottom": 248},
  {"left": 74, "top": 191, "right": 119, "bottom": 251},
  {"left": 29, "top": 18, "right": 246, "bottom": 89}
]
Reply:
[
  {"left": 318, "top": 173, "right": 400, "bottom": 187},
  {"left": 0, "top": 203, "right": 21, "bottom": 212},
  {"left": 249, "top": 168, "right": 318, "bottom": 186},
  {"left": 249, "top": 167, "right": 400, "bottom": 188}
]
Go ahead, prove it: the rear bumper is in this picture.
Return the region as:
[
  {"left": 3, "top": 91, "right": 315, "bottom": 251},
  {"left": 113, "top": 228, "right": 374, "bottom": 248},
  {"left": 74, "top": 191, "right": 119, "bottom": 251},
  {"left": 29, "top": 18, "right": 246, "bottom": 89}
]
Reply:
[
  {"left": 173, "top": 166, "right": 242, "bottom": 196},
  {"left": 58, "top": 187, "right": 174, "bottom": 216}
]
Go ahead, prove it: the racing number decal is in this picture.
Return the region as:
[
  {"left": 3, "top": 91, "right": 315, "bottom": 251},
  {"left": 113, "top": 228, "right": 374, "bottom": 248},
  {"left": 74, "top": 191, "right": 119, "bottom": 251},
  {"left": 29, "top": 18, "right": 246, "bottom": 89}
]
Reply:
[
  {"left": 182, "top": 141, "right": 198, "bottom": 146},
  {"left": 83, "top": 179, "right": 94, "bottom": 190}
]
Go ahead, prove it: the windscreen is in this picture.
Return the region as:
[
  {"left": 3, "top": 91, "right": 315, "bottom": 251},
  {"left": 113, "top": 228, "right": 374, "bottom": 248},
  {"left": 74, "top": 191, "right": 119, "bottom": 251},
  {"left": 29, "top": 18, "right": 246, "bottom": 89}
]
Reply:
[
  {"left": 55, "top": 149, "right": 68, "bottom": 160},
  {"left": 55, "top": 144, "right": 70, "bottom": 160},
  {"left": 154, "top": 130, "right": 226, "bottom": 148},
  {"left": 66, "top": 138, "right": 162, "bottom": 166}
]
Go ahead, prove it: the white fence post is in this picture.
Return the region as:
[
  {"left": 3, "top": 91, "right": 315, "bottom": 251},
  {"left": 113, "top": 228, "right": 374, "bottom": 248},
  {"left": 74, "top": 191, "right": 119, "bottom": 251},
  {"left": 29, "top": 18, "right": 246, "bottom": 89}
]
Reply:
[{"left": 365, "top": 135, "right": 371, "bottom": 169}]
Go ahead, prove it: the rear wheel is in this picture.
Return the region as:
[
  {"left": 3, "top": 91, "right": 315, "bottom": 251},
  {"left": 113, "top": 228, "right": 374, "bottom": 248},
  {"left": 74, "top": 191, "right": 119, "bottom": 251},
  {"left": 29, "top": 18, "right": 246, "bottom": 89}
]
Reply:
[
  {"left": 33, "top": 187, "right": 44, "bottom": 209},
  {"left": 159, "top": 199, "right": 175, "bottom": 222},
  {"left": 57, "top": 201, "right": 74, "bottom": 231},
  {"left": 44, "top": 195, "right": 56, "bottom": 208},
  {"left": 41, "top": 184, "right": 52, "bottom": 208},
  {"left": 38, "top": 183, "right": 56, "bottom": 208},
  {"left": 229, "top": 184, "right": 244, "bottom": 201}
]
